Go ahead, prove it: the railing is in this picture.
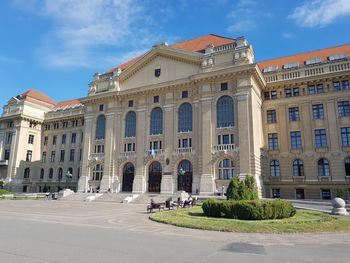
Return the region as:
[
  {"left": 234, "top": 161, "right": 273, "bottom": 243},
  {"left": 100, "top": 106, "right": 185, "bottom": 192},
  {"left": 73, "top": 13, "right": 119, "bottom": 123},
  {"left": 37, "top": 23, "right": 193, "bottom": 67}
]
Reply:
[
  {"left": 145, "top": 149, "right": 163, "bottom": 157},
  {"left": 119, "top": 151, "right": 136, "bottom": 158},
  {"left": 174, "top": 148, "right": 194, "bottom": 154},
  {"left": 264, "top": 59, "right": 350, "bottom": 83},
  {"left": 212, "top": 144, "right": 237, "bottom": 152},
  {"left": 89, "top": 153, "right": 104, "bottom": 159}
]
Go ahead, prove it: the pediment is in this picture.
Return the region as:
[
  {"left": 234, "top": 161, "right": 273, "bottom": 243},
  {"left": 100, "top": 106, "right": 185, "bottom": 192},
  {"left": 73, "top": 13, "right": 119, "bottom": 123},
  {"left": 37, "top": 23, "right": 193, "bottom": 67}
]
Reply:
[
  {"left": 119, "top": 46, "right": 202, "bottom": 90},
  {"left": 7, "top": 97, "right": 20, "bottom": 106}
]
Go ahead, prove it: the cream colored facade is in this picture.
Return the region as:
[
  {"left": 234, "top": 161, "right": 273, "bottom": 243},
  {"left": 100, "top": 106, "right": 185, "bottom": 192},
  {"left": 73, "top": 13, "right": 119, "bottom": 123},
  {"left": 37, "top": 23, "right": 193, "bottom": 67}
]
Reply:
[{"left": 1, "top": 35, "right": 349, "bottom": 199}]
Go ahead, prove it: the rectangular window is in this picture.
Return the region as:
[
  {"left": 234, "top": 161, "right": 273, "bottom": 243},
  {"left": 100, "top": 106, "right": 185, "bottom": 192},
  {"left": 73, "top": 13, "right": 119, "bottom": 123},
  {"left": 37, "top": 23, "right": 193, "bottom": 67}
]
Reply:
[
  {"left": 44, "top": 136, "right": 48, "bottom": 146},
  {"left": 267, "top": 110, "right": 277, "bottom": 123},
  {"left": 342, "top": 80, "right": 349, "bottom": 90},
  {"left": 181, "top": 90, "right": 188, "bottom": 98},
  {"left": 95, "top": 145, "right": 104, "bottom": 153},
  {"left": 70, "top": 149, "right": 75, "bottom": 161},
  {"left": 321, "top": 189, "right": 331, "bottom": 200},
  {"left": 341, "top": 127, "right": 350, "bottom": 146},
  {"left": 296, "top": 189, "right": 305, "bottom": 199},
  {"left": 51, "top": 151, "right": 56, "bottom": 163},
  {"left": 333, "top": 81, "right": 341, "bottom": 91},
  {"left": 338, "top": 101, "right": 350, "bottom": 117},
  {"left": 217, "top": 134, "right": 233, "bottom": 145},
  {"left": 315, "top": 129, "right": 327, "bottom": 148},
  {"left": 312, "top": 104, "right": 324, "bottom": 119},
  {"left": 268, "top": 133, "right": 278, "bottom": 150},
  {"left": 270, "top": 90, "right": 277, "bottom": 99},
  {"left": 71, "top": 133, "right": 77, "bottom": 144},
  {"left": 42, "top": 152, "right": 46, "bottom": 163},
  {"left": 284, "top": 88, "right": 292, "bottom": 98},
  {"left": 316, "top": 84, "right": 324, "bottom": 93},
  {"left": 26, "top": 150, "right": 32, "bottom": 162},
  {"left": 128, "top": 100, "right": 134, "bottom": 107},
  {"left": 99, "top": 104, "right": 104, "bottom": 111},
  {"left": 220, "top": 82, "right": 228, "bottom": 91},
  {"left": 62, "top": 121, "right": 68, "bottom": 128},
  {"left": 289, "top": 107, "right": 300, "bottom": 121},
  {"left": 264, "top": 92, "right": 270, "bottom": 100},
  {"left": 7, "top": 121, "right": 14, "bottom": 128},
  {"left": 308, "top": 84, "right": 323, "bottom": 94},
  {"left": 272, "top": 188, "right": 281, "bottom": 198},
  {"left": 28, "top": 135, "right": 34, "bottom": 144},
  {"left": 62, "top": 134, "right": 66, "bottom": 144},
  {"left": 126, "top": 143, "right": 135, "bottom": 152},
  {"left": 4, "top": 149, "right": 10, "bottom": 161},
  {"left": 290, "top": 131, "right": 302, "bottom": 149},
  {"left": 60, "top": 150, "right": 65, "bottom": 162},
  {"left": 53, "top": 135, "right": 57, "bottom": 145},
  {"left": 153, "top": 95, "right": 159, "bottom": 103},
  {"left": 5, "top": 132, "right": 13, "bottom": 144},
  {"left": 293, "top": 87, "right": 299, "bottom": 96}
]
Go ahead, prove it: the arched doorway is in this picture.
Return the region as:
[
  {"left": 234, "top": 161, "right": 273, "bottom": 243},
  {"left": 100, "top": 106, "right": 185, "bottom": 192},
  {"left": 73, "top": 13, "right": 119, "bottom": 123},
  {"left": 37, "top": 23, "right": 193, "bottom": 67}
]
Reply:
[
  {"left": 122, "top": 163, "right": 135, "bottom": 192},
  {"left": 148, "top": 161, "right": 162, "bottom": 192},
  {"left": 178, "top": 160, "right": 193, "bottom": 193}
]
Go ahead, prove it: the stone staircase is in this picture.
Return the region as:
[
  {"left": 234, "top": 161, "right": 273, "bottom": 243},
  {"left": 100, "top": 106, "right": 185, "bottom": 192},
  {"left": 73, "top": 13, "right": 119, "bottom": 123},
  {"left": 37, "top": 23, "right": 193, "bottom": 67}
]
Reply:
[
  {"left": 93, "top": 193, "right": 134, "bottom": 203},
  {"left": 59, "top": 193, "right": 95, "bottom": 201},
  {"left": 131, "top": 193, "right": 176, "bottom": 204}
]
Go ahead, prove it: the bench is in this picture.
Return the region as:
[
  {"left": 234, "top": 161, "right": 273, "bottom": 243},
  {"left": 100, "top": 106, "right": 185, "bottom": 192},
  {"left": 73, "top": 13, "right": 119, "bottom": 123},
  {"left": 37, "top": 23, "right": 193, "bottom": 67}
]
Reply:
[{"left": 147, "top": 202, "right": 165, "bottom": 213}]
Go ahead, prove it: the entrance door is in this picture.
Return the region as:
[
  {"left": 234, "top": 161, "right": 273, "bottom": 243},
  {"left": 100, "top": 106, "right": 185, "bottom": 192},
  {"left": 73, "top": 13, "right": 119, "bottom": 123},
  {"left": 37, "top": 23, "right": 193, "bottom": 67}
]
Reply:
[
  {"left": 148, "top": 161, "right": 162, "bottom": 192},
  {"left": 178, "top": 160, "right": 193, "bottom": 193},
  {"left": 122, "top": 163, "right": 135, "bottom": 192}
]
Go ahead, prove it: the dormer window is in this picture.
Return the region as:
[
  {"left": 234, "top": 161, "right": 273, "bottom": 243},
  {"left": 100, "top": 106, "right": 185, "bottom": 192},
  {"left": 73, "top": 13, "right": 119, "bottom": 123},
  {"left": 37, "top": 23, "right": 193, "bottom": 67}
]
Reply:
[
  {"left": 263, "top": 66, "right": 278, "bottom": 73},
  {"left": 328, "top": 53, "right": 346, "bottom": 61},
  {"left": 154, "top": 67, "right": 161, "bottom": 77},
  {"left": 305, "top": 57, "right": 322, "bottom": 65},
  {"left": 283, "top": 62, "right": 299, "bottom": 69}
]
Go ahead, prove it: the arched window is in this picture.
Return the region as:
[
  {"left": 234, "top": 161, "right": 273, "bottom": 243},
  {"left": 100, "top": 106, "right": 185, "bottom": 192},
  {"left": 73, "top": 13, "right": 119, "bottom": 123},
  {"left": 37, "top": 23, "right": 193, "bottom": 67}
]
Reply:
[
  {"left": 218, "top": 159, "right": 234, "bottom": 180},
  {"left": 58, "top": 168, "right": 63, "bottom": 180},
  {"left": 95, "top": 115, "right": 106, "bottom": 140},
  {"left": 49, "top": 168, "right": 53, "bottom": 179},
  {"left": 293, "top": 159, "right": 304, "bottom": 177},
  {"left": 318, "top": 158, "right": 330, "bottom": 177},
  {"left": 178, "top": 103, "right": 192, "bottom": 132},
  {"left": 270, "top": 160, "right": 280, "bottom": 177},
  {"left": 150, "top": 107, "right": 163, "bottom": 135},
  {"left": 23, "top": 168, "right": 30, "bottom": 179},
  {"left": 345, "top": 158, "right": 350, "bottom": 176},
  {"left": 40, "top": 168, "right": 44, "bottom": 179},
  {"left": 217, "top": 96, "right": 234, "bottom": 128},
  {"left": 93, "top": 164, "right": 103, "bottom": 181},
  {"left": 125, "top": 111, "right": 136, "bottom": 138}
]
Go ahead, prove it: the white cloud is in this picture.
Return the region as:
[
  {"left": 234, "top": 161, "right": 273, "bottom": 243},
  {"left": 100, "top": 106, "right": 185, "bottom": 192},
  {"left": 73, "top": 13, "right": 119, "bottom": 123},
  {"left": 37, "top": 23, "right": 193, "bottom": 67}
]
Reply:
[
  {"left": 12, "top": 0, "right": 165, "bottom": 69},
  {"left": 228, "top": 20, "right": 256, "bottom": 32},
  {"left": 288, "top": 0, "right": 350, "bottom": 28}
]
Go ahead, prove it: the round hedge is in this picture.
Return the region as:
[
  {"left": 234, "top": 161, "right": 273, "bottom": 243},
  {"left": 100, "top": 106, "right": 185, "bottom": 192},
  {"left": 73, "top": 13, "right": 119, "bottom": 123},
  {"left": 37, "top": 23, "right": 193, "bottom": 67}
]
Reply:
[{"left": 202, "top": 199, "right": 296, "bottom": 220}]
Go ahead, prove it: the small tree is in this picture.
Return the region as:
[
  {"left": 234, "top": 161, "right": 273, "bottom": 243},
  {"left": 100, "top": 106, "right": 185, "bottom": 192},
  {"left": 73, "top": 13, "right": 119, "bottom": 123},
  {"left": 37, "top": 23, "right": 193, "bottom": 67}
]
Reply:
[
  {"left": 335, "top": 188, "right": 345, "bottom": 199},
  {"left": 226, "top": 175, "right": 258, "bottom": 200}
]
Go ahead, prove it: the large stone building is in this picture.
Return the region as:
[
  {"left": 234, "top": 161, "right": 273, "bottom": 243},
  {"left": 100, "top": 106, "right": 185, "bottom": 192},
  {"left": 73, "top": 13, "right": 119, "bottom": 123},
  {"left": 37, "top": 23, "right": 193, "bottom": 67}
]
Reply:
[{"left": 1, "top": 34, "right": 350, "bottom": 200}]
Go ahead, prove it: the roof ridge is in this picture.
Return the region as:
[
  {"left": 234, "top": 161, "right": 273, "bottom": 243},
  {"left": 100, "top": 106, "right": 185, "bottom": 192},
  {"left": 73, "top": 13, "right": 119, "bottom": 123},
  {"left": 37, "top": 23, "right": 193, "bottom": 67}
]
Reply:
[
  {"left": 171, "top": 33, "right": 235, "bottom": 46},
  {"left": 258, "top": 43, "right": 350, "bottom": 64}
]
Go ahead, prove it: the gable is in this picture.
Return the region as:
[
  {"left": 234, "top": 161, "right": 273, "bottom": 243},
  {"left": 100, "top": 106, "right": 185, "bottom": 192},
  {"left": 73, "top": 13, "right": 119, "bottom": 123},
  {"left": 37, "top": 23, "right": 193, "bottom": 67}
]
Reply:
[{"left": 119, "top": 54, "right": 200, "bottom": 91}]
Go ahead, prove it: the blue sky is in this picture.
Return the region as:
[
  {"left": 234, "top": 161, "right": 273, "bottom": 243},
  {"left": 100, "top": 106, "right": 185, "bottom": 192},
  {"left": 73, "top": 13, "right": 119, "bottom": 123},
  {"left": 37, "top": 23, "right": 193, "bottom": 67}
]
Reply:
[{"left": 0, "top": 0, "right": 349, "bottom": 109}]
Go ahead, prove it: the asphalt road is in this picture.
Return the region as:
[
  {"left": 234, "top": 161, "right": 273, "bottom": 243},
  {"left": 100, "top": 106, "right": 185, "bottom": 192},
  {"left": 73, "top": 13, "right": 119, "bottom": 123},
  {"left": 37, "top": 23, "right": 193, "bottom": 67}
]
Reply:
[{"left": 0, "top": 200, "right": 349, "bottom": 263}]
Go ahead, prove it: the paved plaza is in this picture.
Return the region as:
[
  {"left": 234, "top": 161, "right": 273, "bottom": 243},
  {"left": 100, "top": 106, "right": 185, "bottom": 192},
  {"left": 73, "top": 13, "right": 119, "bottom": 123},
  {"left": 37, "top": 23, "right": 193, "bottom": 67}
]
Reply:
[{"left": 0, "top": 200, "right": 349, "bottom": 263}]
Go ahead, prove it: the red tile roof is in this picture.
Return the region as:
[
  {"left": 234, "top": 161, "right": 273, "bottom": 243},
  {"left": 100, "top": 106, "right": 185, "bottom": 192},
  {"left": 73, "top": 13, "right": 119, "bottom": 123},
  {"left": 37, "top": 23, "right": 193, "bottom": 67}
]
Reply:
[
  {"left": 53, "top": 99, "right": 82, "bottom": 110},
  {"left": 257, "top": 43, "right": 350, "bottom": 71},
  {"left": 17, "top": 89, "right": 56, "bottom": 108},
  {"left": 106, "top": 34, "right": 236, "bottom": 73}
]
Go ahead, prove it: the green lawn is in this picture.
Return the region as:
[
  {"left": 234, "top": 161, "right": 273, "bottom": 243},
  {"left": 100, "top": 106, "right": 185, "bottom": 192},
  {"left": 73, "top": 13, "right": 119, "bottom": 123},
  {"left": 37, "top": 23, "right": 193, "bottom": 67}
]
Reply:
[{"left": 149, "top": 206, "right": 350, "bottom": 233}]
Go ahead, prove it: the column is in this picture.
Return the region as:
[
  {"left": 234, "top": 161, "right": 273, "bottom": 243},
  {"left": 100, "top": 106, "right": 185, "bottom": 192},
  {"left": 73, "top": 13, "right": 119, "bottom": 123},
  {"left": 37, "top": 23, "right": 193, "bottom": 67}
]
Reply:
[
  {"left": 99, "top": 113, "right": 115, "bottom": 192},
  {"left": 133, "top": 108, "right": 147, "bottom": 194},
  {"left": 77, "top": 116, "right": 93, "bottom": 192},
  {"left": 199, "top": 97, "right": 215, "bottom": 194},
  {"left": 161, "top": 104, "right": 174, "bottom": 194}
]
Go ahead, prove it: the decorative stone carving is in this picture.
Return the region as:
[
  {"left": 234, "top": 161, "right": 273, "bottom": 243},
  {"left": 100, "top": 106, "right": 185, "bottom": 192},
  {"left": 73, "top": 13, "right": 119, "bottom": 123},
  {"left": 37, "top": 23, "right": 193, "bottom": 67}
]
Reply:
[{"left": 331, "top": 198, "right": 349, "bottom": 216}]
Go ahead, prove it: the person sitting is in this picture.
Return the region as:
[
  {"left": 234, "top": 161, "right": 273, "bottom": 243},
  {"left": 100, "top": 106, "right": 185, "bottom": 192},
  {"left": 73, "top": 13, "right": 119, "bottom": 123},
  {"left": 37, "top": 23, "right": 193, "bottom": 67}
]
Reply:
[{"left": 183, "top": 195, "right": 193, "bottom": 208}]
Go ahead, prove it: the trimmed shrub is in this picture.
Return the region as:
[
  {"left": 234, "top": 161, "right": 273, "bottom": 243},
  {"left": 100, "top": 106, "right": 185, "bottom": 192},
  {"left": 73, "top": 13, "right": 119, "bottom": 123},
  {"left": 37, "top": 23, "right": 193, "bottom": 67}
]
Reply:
[
  {"left": 226, "top": 175, "right": 258, "bottom": 201},
  {"left": 202, "top": 198, "right": 222, "bottom": 217},
  {"left": 202, "top": 199, "right": 296, "bottom": 220},
  {"left": 0, "top": 189, "right": 11, "bottom": 196}
]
